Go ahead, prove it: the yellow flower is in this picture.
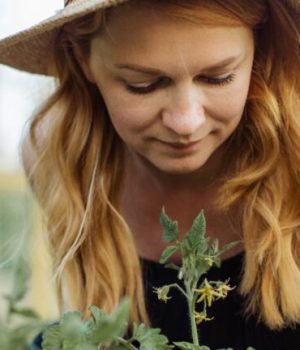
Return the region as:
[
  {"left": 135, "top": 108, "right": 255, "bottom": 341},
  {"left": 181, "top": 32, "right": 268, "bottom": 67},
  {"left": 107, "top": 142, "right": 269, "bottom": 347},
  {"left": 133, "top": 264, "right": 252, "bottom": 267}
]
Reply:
[
  {"left": 193, "top": 311, "right": 214, "bottom": 324},
  {"left": 153, "top": 286, "right": 172, "bottom": 303},
  {"left": 216, "top": 282, "right": 234, "bottom": 298},
  {"left": 194, "top": 279, "right": 221, "bottom": 307}
]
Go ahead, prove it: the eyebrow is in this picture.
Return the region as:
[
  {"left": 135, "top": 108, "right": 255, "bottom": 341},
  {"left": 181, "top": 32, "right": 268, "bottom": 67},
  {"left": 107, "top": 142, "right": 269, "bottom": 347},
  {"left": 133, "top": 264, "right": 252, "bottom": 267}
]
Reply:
[{"left": 115, "top": 56, "right": 240, "bottom": 76}]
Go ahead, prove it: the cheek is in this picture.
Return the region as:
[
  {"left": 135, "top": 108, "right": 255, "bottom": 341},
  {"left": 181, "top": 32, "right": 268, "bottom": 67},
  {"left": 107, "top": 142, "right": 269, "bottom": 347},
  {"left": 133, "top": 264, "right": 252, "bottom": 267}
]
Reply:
[
  {"left": 211, "top": 79, "right": 250, "bottom": 127},
  {"left": 102, "top": 92, "right": 159, "bottom": 133}
]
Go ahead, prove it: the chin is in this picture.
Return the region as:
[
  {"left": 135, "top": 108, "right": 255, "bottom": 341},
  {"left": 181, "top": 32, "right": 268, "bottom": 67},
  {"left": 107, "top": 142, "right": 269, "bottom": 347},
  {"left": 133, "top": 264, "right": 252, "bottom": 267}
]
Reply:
[
  {"left": 152, "top": 160, "right": 207, "bottom": 175},
  {"left": 161, "top": 167, "right": 204, "bottom": 176},
  {"left": 133, "top": 151, "right": 210, "bottom": 176}
]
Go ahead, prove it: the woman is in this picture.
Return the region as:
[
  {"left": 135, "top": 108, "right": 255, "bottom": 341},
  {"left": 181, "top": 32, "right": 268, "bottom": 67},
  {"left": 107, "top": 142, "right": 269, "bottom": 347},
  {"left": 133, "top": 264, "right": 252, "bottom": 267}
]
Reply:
[{"left": 0, "top": 0, "right": 300, "bottom": 349}]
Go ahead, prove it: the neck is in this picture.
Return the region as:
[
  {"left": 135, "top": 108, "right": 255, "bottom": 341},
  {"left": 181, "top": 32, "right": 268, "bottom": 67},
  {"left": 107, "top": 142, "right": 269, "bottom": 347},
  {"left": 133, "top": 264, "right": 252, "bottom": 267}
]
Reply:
[
  {"left": 119, "top": 145, "right": 243, "bottom": 262},
  {"left": 123, "top": 141, "right": 231, "bottom": 195},
  {"left": 120, "top": 143, "right": 233, "bottom": 229}
]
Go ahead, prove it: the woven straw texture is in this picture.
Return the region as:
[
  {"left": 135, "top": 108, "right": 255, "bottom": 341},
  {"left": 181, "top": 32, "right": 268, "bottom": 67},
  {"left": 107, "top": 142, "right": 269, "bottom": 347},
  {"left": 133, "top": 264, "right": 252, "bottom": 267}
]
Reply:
[
  {"left": 0, "top": 0, "right": 298, "bottom": 76},
  {"left": 0, "top": 0, "right": 128, "bottom": 75}
]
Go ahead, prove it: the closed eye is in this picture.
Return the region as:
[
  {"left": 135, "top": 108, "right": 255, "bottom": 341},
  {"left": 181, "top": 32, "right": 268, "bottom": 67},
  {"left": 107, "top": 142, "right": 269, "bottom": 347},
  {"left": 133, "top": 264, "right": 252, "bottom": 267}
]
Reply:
[
  {"left": 199, "top": 74, "right": 235, "bottom": 86},
  {"left": 125, "top": 77, "right": 170, "bottom": 94},
  {"left": 125, "top": 74, "right": 235, "bottom": 95}
]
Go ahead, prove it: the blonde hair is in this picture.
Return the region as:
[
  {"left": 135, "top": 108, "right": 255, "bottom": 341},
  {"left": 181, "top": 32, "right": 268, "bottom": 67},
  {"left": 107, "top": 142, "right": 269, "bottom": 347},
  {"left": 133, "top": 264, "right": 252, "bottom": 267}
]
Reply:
[{"left": 25, "top": 0, "right": 300, "bottom": 330}]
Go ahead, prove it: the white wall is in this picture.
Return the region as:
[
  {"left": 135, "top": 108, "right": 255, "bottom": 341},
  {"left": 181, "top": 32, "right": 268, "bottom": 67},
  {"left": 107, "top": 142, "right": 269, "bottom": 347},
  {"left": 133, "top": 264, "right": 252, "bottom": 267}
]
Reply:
[{"left": 0, "top": 0, "right": 62, "bottom": 171}]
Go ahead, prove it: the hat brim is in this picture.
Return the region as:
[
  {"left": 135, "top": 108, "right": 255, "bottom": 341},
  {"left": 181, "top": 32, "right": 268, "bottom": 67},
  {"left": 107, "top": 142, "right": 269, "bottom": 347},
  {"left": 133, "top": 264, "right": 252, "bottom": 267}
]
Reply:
[
  {"left": 0, "top": 0, "right": 299, "bottom": 76},
  {"left": 0, "top": 0, "right": 128, "bottom": 76}
]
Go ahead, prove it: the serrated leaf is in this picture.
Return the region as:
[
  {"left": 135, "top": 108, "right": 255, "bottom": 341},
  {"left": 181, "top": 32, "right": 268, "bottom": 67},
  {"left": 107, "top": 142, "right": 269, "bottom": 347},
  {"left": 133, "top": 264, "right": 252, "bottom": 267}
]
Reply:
[
  {"left": 160, "top": 208, "right": 179, "bottom": 242},
  {"left": 89, "top": 305, "right": 107, "bottom": 326},
  {"left": 62, "top": 333, "right": 89, "bottom": 350},
  {"left": 61, "top": 311, "right": 89, "bottom": 343},
  {"left": 219, "top": 241, "right": 240, "bottom": 256},
  {"left": 42, "top": 324, "right": 62, "bottom": 349},
  {"left": 209, "top": 239, "right": 219, "bottom": 255},
  {"left": 42, "top": 312, "right": 90, "bottom": 350},
  {"left": 182, "top": 235, "right": 193, "bottom": 255},
  {"left": 188, "top": 211, "right": 206, "bottom": 244},
  {"left": 133, "top": 323, "right": 172, "bottom": 350},
  {"left": 160, "top": 245, "right": 179, "bottom": 264},
  {"left": 89, "top": 298, "right": 130, "bottom": 344}
]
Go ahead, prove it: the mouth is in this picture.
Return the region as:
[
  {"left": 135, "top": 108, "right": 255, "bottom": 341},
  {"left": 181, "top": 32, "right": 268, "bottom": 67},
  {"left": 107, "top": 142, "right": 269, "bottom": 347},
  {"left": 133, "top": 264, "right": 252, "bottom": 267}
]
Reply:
[{"left": 158, "top": 138, "right": 204, "bottom": 151}]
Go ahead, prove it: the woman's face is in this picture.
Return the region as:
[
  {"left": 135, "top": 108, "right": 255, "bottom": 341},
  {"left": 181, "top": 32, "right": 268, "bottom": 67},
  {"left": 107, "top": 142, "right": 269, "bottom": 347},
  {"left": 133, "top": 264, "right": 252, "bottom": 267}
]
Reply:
[{"left": 82, "top": 5, "right": 254, "bottom": 175}]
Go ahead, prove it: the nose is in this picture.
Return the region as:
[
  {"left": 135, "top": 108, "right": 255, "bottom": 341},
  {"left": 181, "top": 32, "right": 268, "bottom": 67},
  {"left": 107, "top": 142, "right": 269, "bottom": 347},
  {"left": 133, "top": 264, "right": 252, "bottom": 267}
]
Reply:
[{"left": 161, "top": 87, "right": 206, "bottom": 136}]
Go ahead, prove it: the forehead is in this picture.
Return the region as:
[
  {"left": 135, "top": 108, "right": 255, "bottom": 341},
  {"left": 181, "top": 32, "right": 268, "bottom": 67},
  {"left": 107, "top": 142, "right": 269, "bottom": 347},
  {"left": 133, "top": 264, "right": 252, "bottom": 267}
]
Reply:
[{"left": 89, "top": 4, "right": 253, "bottom": 73}]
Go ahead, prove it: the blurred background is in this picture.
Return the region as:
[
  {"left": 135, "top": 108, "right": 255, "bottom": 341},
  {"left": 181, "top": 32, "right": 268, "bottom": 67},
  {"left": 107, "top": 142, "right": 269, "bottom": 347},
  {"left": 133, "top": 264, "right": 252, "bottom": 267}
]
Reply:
[{"left": 0, "top": 0, "right": 63, "bottom": 320}]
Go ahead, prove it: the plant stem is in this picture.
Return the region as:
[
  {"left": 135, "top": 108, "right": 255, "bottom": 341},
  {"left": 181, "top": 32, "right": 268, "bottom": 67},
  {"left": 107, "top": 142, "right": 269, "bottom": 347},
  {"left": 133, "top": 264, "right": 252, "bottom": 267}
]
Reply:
[
  {"left": 188, "top": 298, "right": 199, "bottom": 345},
  {"left": 168, "top": 283, "right": 188, "bottom": 299},
  {"left": 115, "top": 336, "right": 139, "bottom": 350},
  {"left": 186, "top": 285, "right": 199, "bottom": 346}
]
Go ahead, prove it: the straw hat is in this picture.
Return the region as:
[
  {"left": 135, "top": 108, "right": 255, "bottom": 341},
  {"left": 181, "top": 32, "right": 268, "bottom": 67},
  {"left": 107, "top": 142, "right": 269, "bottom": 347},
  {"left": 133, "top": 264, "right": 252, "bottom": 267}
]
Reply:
[
  {"left": 0, "top": 0, "right": 299, "bottom": 76},
  {"left": 0, "top": 0, "right": 128, "bottom": 75}
]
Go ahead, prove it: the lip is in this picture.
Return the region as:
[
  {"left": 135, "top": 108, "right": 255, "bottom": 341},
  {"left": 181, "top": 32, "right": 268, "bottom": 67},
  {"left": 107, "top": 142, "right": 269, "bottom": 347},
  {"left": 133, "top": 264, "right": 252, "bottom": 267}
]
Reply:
[{"left": 158, "top": 138, "right": 203, "bottom": 151}]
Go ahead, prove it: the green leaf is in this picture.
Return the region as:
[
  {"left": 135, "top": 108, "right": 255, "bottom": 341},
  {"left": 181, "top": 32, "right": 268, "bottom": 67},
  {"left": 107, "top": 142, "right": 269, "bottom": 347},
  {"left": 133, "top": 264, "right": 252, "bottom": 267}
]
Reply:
[
  {"left": 4, "top": 257, "right": 31, "bottom": 304},
  {"left": 0, "top": 328, "right": 10, "bottom": 349},
  {"left": 159, "top": 245, "right": 179, "bottom": 264},
  {"left": 133, "top": 323, "right": 172, "bottom": 350},
  {"left": 173, "top": 341, "right": 209, "bottom": 350},
  {"left": 164, "top": 263, "right": 180, "bottom": 271},
  {"left": 109, "top": 344, "right": 131, "bottom": 350},
  {"left": 42, "top": 324, "right": 62, "bottom": 349},
  {"left": 188, "top": 211, "right": 206, "bottom": 244},
  {"left": 194, "top": 260, "right": 211, "bottom": 278},
  {"left": 72, "top": 345, "right": 97, "bottom": 350},
  {"left": 42, "top": 311, "right": 90, "bottom": 350},
  {"left": 214, "top": 256, "right": 222, "bottom": 268},
  {"left": 28, "top": 343, "right": 42, "bottom": 350},
  {"left": 10, "top": 306, "right": 40, "bottom": 319},
  {"left": 188, "top": 235, "right": 208, "bottom": 255},
  {"left": 159, "top": 208, "right": 179, "bottom": 242},
  {"left": 89, "top": 298, "right": 130, "bottom": 344},
  {"left": 0, "top": 322, "right": 45, "bottom": 350},
  {"left": 219, "top": 241, "right": 240, "bottom": 256},
  {"left": 209, "top": 239, "right": 219, "bottom": 255},
  {"left": 181, "top": 235, "right": 193, "bottom": 256},
  {"left": 89, "top": 305, "right": 107, "bottom": 326}
]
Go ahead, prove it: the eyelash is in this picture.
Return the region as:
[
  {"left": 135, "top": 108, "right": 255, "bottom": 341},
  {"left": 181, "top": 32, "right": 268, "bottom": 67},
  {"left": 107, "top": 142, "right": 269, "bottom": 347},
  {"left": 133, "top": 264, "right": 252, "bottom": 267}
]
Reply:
[{"left": 125, "top": 74, "right": 235, "bottom": 95}]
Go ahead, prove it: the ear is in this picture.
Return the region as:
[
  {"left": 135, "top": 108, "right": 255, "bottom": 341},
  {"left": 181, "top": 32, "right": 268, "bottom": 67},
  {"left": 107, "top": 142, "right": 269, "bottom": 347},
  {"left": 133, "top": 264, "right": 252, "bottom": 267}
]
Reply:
[{"left": 73, "top": 46, "right": 96, "bottom": 83}]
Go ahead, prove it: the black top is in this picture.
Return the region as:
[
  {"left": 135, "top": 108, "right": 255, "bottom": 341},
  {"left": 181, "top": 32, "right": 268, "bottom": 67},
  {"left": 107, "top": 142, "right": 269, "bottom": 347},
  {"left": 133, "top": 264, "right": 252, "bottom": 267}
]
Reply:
[
  {"left": 142, "top": 252, "right": 300, "bottom": 350},
  {"left": 34, "top": 253, "right": 300, "bottom": 349}
]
